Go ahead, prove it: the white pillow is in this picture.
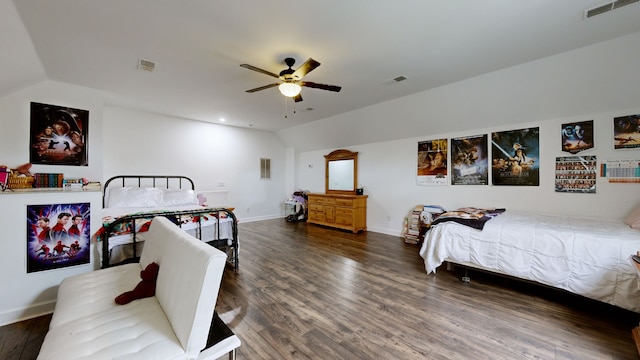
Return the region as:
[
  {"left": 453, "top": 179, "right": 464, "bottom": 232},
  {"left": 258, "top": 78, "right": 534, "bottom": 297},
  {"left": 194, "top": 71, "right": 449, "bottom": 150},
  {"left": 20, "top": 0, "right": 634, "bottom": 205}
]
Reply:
[
  {"left": 624, "top": 204, "right": 640, "bottom": 230},
  {"left": 161, "top": 189, "right": 199, "bottom": 206},
  {"left": 107, "top": 187, "right": 163, "bottom": 208}
]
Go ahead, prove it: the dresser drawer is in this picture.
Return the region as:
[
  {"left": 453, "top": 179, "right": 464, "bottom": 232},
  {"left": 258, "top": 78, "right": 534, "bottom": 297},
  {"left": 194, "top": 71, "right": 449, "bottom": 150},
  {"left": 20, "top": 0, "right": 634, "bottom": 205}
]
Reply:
[
  {"left": 319, "top": 197, "right": 336, "bottom": 205},
  {"left": 335, "top": 216, "right": 353, "bottom": 226},
  {"left": 335, "top": 198, "right": 354, "bottom": 207},
  {"left": 308, "top": 210, "right": 324, "bottom": 222},
  {"left": 335, "top": 208, "right": 353, "bottom": 217},
  {"left": 309, "top": 204, "right": 324, "bottom": 212}
]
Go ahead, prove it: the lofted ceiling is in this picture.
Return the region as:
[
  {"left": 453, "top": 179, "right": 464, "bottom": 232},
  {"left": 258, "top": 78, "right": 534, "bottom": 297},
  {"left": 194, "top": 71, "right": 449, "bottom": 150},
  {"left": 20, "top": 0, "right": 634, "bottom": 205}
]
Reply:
[{"left": 4, "top": 0, "right": 640, "bottom": 132}]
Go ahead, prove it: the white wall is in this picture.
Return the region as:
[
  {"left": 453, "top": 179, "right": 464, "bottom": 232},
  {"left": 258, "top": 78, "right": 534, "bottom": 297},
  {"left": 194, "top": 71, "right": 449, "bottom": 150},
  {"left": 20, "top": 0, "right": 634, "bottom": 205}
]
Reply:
[
  {"left": 297, "top": 111, "right": 640, "bottom": 236},
  {"left": 102, "top": 107, "right": 289, "bottom": 221},
  {"left": 0, "top": 81, "right": 104, "bottom": 325},
  {"left": 293, "top": 32, "right": 640, "bottom": 235},
  {"left": 0, "top": 83, "right": 289, "bottom": 325}
]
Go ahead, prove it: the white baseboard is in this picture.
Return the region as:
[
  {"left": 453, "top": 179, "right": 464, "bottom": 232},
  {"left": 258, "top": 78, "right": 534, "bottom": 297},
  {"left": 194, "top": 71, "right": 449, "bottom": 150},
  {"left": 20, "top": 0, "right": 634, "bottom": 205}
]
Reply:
[{"left": 0, "top": 300, "right": 55, "bottom": 327}]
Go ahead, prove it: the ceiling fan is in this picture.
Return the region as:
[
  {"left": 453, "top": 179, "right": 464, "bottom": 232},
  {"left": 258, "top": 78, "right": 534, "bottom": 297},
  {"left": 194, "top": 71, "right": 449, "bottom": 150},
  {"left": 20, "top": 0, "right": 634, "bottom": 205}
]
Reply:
[{"left": 240, "top": 57, "right": 341, "bottom": 102}]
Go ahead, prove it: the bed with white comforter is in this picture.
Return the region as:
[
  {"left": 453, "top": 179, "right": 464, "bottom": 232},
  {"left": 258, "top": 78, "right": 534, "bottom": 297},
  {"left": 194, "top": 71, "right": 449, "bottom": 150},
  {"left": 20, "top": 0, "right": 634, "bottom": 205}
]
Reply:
[{"left": 419, "top": 210, "right": 640, "bottom": 312}]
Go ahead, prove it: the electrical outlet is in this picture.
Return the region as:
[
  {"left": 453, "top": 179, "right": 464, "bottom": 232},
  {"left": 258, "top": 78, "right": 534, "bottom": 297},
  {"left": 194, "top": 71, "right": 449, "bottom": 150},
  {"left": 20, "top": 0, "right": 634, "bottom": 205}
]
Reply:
[
  {"left": 246, "top": 207, "right": 250, "bottom": 213},
  {"left": 387, "top": 215, "right": 391, "bottom": 221},
  {"left": 218, "top": 182, "right": 225, "bottom": 187}
]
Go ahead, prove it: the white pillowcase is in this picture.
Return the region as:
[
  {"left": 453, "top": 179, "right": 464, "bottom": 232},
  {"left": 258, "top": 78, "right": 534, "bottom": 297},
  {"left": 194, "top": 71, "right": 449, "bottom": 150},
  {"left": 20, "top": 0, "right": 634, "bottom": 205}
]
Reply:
[
  {"left": 161, "top": 189, "right": 198, "bottom": 206},
  {"left": 107, "top": 187, "right": 163, "bottom": 208},
  {"left": 106, "top": 187, "right": 199, "bottom": 208},
  {"left": 624, "top": 204, "right": 640, "bottom": 230}
]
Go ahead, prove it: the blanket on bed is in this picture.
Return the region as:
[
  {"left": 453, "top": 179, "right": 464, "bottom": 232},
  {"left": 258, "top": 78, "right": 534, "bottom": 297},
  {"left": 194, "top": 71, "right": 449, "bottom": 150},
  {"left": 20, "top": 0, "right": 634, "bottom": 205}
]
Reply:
[
  {"left": 419, "top": 211, "right": 640, "bottom": 312},
  {"left": 95, "top": 208, "right": 231, "bottom": 242},
  {"left": 430, "top": 207, "right": 505, "bottom": 230}
]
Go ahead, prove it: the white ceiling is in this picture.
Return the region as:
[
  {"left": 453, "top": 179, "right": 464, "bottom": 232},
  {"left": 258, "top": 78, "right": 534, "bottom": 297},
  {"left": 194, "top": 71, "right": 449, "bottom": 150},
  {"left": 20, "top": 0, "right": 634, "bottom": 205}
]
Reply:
[{"left": 5, "top": 0, "right": 640, "bottom": 132}]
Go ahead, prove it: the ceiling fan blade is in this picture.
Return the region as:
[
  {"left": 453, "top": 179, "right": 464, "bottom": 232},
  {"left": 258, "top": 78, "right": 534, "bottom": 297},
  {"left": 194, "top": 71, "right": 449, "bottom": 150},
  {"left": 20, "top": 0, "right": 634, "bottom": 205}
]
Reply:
[
  {"left": 301, "top": 81, "right": 342, "bottom": 92},
  {"left": 245, "top": 83, "right": 280, "bottom": 93},
  {"left": 292, "top": 58, "right": 320, "bottom": 80},
  {"left": 294, "top": 94, "right": 303, "bottom": 102},
  {"left": 240, "top": 64, "right": 279, "bottom": 78}
]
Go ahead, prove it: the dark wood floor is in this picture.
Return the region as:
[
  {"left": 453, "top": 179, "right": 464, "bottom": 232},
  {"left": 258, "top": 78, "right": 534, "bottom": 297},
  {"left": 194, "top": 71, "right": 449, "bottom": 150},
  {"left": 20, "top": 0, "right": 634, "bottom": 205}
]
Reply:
[{"left": 2, "top": 219, "right": 639, "bottom": 359}]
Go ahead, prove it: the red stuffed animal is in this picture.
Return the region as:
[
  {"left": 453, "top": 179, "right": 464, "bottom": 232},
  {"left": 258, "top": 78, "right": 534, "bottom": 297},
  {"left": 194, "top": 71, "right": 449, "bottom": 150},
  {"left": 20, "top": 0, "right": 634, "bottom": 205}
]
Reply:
[{"left": 115, "top": 262, "right": 160, "bottom": 305}]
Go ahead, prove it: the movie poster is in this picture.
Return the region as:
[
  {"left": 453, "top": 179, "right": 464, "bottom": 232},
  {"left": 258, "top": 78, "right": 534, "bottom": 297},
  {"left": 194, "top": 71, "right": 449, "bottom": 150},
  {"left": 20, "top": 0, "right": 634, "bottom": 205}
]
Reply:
[
  {"left": 417, "top": 139, "right": 448, "bottom": 185},
  {"left": 27, "top": 203, "right": 91, "bottom": 273},
  {"left": 613, "top": 114, "right": 640, "bottom": 149},
  {"left": 555, "top": 156, "right": 596, "bottom": 193},
  {"left": 29, "top": 102, "right": 89, "bottom": 166},
  {"left": 491, "top": 127, "right": 540, "bottom": 186},
  {"left": 451, "top": 134, "right": 488, "bottom": 185},
  {"left": 561, "top": 120, "right": 594, "bottom": 154}
]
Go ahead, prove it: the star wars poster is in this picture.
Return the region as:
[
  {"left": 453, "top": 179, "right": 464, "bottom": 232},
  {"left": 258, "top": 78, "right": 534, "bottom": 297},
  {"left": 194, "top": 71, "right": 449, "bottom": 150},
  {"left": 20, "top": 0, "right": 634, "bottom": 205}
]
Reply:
[
  {"left": 27, "top": 203, "right": 90, "bottom": 273},
  {"left": 613, "top": 114, "right": 640, "bottom": 149},
  {"left": 561, "top": 120, "right": 594, "bottom": 154},
  {"left": 491, "top": 127, "right": 540, "bottom": 186},
  {"left": 29, "top": 102, "right": 89, "bottom": 166},
  {"left": 451, "top": 134, "right": 488, "bottom": 185},
  {"left": 417, "top": 139, "right": 448, "bottom": 185},
  {"left": 555, "top": 156, "right": 596, "bottom": 193}
]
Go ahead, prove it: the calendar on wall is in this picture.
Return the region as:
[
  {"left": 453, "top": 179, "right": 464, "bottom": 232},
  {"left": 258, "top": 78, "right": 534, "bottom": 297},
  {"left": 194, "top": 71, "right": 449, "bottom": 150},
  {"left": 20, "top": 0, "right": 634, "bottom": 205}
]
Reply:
[{"left": 601, "top": 159, "right": 640, "bottom": 183}]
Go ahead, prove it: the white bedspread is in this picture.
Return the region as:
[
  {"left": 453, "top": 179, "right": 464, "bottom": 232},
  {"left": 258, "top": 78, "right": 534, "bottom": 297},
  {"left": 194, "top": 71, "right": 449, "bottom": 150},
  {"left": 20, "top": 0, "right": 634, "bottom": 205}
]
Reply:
[{"left": 419, "top": 211, "right": 640, "bottom": 312}]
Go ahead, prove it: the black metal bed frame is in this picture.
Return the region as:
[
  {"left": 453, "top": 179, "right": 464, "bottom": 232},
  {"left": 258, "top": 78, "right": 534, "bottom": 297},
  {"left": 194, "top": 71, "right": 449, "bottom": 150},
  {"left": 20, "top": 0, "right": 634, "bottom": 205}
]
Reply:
[{"left": 100, "top": 175, "right": 239, "bottom": 271}]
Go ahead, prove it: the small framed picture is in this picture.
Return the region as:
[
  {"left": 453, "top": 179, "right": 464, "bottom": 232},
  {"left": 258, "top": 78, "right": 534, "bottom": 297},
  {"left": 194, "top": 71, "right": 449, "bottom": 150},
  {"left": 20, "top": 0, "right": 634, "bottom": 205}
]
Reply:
[{"left": 561, "top": 120, "right": 594, "bottom": 154}]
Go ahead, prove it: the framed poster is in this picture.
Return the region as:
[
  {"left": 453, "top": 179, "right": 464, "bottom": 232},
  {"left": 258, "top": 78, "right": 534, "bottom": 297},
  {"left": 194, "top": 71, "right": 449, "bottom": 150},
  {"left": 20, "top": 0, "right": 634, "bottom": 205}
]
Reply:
[
  {"left": 417, "top": 139, "right": 448, "bottom": 185},
  {"left": 27, "top": 202, "right": 90, "bottom": 273},
  {"left": 555, "top": 156, "right": 596, "bottom": 193},
  {"left": 561, "top": 120, "right": 594, "bottom": 154},
  {"left": 491, "top": 127, "right": 540, "bottom": 186},
  {"left": 613, "top": 114, "right": 640, "bottom": 149},
  {"left": 451, "top": 134, "right": 488, "bottom": 185},
  {"left": 29, "top": 102, "right": 89, "bottom": 166}
]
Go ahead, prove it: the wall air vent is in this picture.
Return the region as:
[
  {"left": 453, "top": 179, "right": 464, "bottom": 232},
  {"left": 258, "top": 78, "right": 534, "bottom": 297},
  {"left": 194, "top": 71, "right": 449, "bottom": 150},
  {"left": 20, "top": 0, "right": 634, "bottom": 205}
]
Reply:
[
  {"left": 137, "top": 58, "right": 156, "bottom": 72},
  {"left": 584, "top": 0, "right": 638, "bottom": 19}
]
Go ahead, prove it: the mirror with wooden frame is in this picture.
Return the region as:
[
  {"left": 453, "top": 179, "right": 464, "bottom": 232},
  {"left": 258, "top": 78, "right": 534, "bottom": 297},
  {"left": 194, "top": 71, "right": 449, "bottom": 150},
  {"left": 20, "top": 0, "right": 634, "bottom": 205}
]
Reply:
[{"left": 325, "top": 149, "right": 358, "bottom": 194}]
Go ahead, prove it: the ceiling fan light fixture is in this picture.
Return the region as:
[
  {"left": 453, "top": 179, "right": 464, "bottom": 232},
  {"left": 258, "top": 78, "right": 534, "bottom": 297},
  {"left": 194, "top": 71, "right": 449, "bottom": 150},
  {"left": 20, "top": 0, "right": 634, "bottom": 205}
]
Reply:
[{"left": 279, "top": 82, "right": 302, "bottom": 97}]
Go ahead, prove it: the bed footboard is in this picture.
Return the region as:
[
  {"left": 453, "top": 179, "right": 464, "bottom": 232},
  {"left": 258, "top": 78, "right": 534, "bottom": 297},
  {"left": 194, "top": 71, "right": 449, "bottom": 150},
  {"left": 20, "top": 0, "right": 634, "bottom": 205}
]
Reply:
[{"left": 101, "top": 207, "right": 239, "bottom": 270}]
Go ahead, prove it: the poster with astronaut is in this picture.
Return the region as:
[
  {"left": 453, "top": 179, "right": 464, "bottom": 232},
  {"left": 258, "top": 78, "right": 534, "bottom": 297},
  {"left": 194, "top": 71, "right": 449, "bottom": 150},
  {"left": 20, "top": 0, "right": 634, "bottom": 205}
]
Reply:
[
  {"left": 491, "top": 127, "right": 540, "bottom": 186},
  {"left": 613, "top": 114, "right": 640, "bottom": 149},
  {"left": 26, "top": 202, "right": 90, "bottom": 273},
  {"left": 561, "top": 120, "right": 594, "bottom": 154},
  {"left": 451, "top": 134, "right": 488, "bottom": 185},
  {"left": 29, "top": 102, "right": 89, "bottom": 166}
]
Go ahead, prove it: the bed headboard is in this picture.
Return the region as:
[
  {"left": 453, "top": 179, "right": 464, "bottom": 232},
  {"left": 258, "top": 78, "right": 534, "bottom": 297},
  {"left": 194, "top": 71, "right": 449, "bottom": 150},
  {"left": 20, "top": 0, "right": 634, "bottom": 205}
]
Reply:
[{"left": 103, "top": 175, "right": 195, "bottom": 207}]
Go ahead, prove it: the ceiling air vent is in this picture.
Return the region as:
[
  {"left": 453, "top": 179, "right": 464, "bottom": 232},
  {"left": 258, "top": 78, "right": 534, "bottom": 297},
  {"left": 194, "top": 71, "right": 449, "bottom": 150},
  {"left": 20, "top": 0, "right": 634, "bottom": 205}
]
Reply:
[
  {"left": 137, "top": 58, "right": 156, "bottom": 72},
  {"left": 393, "top": 75, "right": 407, "bottom": 82},
  {"left": 584, "top": 0, "right": 638, "bottom": 19}
]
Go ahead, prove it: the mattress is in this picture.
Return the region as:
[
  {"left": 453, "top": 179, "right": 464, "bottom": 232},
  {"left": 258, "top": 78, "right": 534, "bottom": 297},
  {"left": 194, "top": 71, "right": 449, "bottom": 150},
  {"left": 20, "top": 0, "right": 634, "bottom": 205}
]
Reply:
[{"left": 419, "top": 210, "right": 640, "bottom": 312}]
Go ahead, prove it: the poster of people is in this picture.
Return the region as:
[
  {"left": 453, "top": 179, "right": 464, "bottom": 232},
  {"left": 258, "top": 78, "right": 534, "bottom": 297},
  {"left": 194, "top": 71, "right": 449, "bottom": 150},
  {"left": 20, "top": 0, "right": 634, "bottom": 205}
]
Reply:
[
  {"left": 613, "top": 114, "right": 640, "bottom": 149},
  {"left": 491, "top": 127, "right": 540, "bottom": 186},
  {"left": 29, "top": 102, "right": 89, "bottom": 166},
  {"left": 417, "top": 139, "right": 448, "bottom": 185},
  {"left": 26, "top": 203, "right": 90, "bottom": 273},
  {"left": 555, "top": 156, "right": 596, "bottom": 193},
  {"left": 561, "top": 120, "right": 594, "bottom": 154},
  {"left": 451, "top": 134, "right": 488, "bottom": 185}
]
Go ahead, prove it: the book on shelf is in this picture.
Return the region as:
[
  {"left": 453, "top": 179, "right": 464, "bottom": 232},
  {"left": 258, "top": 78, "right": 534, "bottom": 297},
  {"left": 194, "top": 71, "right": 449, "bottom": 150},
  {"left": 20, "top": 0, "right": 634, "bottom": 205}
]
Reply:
[
  {"left": 34, "top": 173, "right": 64, "bottom": 188},
  {"left": 63, "top": 178, "right": 84, "bottom": 191}
]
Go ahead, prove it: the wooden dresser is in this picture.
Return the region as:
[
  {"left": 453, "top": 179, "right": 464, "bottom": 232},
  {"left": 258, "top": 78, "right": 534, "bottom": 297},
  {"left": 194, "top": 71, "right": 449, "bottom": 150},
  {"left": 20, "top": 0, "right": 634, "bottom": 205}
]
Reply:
[{"left": 307, "top": 193, "right": 367, "bottom": 233}]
